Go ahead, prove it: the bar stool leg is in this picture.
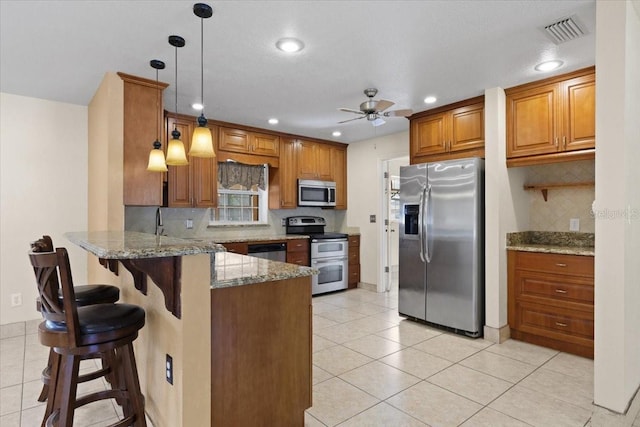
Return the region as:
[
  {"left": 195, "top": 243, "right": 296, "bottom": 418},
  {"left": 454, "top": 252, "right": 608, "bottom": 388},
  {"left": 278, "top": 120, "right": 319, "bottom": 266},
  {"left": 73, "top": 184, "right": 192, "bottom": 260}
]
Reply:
[
  {"left": 56, "top": 354, "right": 81, "bottom": 427},
  {"left": 121, "top": 343, "right": 147, "bottom": 427}
]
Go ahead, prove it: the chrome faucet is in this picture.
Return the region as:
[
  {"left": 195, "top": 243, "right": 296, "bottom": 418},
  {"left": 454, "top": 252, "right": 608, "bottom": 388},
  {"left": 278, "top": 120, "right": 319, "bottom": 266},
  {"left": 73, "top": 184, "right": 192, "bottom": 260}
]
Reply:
[{"left": 155, "top": 207, "right": 163, "bottom": 236}]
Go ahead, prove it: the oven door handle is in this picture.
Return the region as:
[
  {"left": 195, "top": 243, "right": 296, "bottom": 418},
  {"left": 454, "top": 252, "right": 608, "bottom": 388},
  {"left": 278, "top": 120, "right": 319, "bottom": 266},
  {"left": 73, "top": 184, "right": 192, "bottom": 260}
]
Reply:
[
  {"left": 311, "top": 238, "right": 348, "bottom": 243},
  {"left": 313, "top": 257, "right": 348, "bottom": 264}
]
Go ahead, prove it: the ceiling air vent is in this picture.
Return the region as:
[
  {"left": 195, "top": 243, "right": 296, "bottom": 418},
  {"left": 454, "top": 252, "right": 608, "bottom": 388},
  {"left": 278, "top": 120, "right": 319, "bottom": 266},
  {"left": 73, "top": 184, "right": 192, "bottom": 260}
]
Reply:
[{"left": 542, "top": 15, "right": 587, "bottom": 44}]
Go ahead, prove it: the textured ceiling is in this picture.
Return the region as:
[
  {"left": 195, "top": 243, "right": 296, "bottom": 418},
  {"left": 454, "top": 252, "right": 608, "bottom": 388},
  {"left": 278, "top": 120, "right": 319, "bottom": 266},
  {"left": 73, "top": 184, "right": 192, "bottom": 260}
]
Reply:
[{"left": 0, "top": 1, "right": 595, "bottom": 143}]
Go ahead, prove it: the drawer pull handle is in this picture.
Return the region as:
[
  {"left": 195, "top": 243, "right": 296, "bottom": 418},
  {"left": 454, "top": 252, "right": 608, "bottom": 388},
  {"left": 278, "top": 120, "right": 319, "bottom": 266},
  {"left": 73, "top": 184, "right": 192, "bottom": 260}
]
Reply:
[
  {"left": 555, "top": 322, "right": 568, "bottom": 327},
  {"left": 555, "top": 263, "right": 568, "bottom": 267},
  {"left": 555, "top": 289, "right": 568, "bottom": 294}
]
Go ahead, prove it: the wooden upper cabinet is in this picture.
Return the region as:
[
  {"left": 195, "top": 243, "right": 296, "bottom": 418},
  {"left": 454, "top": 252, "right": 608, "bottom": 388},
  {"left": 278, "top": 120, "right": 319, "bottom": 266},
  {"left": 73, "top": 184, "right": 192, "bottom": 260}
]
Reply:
[
  {"left": 120, "top": 73, "right": 168, "bottom": 206},
  {"left": 166, "top": 112, "right": 217, "bottom": 208},
  {"left": 409, "top": 97, "right": 484, "bottom": 164},
  {"left": 269, "top": 138, "right": 298, "bottom": 209},
  {"left": 331, "top": 146, "right": 347, "bottom": 210},
  {"left": 298, "top": 140, "right": 332, "bottom": 180},
  {"left": 218, "top": 127, "right": 279, "bottom": 157},
  {"left": 506, "top": 67, "right": 595, "bottom": 166}
]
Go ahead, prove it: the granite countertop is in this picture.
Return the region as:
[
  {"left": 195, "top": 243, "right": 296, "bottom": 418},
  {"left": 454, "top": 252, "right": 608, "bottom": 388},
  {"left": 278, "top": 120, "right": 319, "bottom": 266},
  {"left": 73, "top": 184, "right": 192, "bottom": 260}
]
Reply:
[
  {"left": 211, "top": 252, "right": 316, "bottom": 289},
  {"left": 197, "top": 234, "right": 309, "bottom": 244},
  {"left": 506, "top": 231, "right": 594, "bottom": 256},
  {"left": 65, "top": 231, "right": 226, "bottom": 259}
]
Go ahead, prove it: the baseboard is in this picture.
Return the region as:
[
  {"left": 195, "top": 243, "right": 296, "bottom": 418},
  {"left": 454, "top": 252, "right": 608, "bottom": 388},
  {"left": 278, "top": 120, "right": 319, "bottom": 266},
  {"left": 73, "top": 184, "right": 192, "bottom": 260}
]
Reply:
[
  {"left": 357, "top": 282, "right": 377, "bottom": 292},
  {"left": 483, "top": 324, "right": 510, "bottom": 343},
  {"left": 590, "top": 385, "right": 640, "bottom": 427}
]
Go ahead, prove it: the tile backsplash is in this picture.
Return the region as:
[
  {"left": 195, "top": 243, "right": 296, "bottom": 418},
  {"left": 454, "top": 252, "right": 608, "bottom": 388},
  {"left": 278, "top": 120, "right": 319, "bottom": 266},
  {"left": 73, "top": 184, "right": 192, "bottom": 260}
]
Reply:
[{"left": 526, "top": 160, "right": 595, "bottom": 233}]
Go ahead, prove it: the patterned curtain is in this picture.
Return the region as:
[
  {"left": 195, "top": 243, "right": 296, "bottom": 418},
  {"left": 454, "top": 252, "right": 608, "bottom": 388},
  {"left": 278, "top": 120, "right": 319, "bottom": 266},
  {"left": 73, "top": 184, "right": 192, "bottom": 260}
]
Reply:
[{"left": 217, "top": 162, "right": 265, "bottom": 190}]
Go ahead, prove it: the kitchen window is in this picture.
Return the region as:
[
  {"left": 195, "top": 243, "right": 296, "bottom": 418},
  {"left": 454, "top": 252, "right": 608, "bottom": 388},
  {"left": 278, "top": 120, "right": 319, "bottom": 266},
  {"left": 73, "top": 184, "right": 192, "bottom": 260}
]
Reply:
[{"left": 210, "top": 163, "right": 268, "bottom": 225}]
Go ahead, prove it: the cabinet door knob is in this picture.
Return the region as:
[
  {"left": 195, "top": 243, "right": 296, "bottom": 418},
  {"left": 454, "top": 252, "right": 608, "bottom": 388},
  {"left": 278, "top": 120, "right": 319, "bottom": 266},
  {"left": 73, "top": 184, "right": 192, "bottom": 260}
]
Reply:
[
  {"left": 555, "top": 288, "right": 568, "bottom": 294},
  {"left": 555, "top": 263, "right": 567, "bottom": 267},
  {"left": 563, "top": 136, "right": 567, "bottom": 149},
  {"left": 555, "top": 137, "right": 559, "bottom": 147},
  {"left": 555, "top": 322, "right": 568, "bottom": 327}
]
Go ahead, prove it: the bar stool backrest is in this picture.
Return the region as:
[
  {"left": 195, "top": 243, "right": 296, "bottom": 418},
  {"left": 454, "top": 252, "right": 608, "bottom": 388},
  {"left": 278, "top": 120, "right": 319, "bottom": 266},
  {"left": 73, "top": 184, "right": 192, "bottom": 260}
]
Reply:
[{"left": 29, "top": 239, "right": 81, "bottom": 349}]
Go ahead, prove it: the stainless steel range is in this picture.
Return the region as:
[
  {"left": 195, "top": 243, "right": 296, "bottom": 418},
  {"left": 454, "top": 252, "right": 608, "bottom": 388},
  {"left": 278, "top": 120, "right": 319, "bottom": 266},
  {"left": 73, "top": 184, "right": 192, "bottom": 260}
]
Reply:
[{"left": 286, "top": 216, "right": 349, "bottom": 295}]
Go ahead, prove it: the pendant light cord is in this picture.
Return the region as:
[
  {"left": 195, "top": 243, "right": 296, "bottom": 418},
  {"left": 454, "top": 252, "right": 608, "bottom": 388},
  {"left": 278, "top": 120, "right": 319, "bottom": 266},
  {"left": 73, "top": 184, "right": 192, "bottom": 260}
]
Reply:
[
  {"left": 155, "top": 68, "right": 159, "bottom": 140},
  {"left": 174, "top": 43, "right": 178, "bottom": 131},
  {"left": 200, "top": 16, "right": 204, "bottom": 114}
]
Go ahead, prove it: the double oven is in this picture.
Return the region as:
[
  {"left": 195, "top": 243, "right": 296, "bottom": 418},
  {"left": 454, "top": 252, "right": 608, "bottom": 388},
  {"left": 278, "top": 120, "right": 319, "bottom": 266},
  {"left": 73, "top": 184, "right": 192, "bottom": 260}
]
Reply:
[{"left": 286, "top": 216, "right": 348, "bottom": 295}]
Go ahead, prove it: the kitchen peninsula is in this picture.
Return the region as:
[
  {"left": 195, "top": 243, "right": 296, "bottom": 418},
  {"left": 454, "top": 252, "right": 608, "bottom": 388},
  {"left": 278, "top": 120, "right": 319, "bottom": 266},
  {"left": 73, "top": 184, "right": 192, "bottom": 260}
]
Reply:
[{"left": 65, "top": 231, "right": 315, "bottom": 427}]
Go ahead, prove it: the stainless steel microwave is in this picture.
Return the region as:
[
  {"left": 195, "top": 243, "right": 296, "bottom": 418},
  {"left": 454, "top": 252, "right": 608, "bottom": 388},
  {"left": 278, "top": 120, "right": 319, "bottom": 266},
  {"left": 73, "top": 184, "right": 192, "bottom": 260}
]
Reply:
[{"left": 298, "top": 179, "right": 336, "bottom": 207}]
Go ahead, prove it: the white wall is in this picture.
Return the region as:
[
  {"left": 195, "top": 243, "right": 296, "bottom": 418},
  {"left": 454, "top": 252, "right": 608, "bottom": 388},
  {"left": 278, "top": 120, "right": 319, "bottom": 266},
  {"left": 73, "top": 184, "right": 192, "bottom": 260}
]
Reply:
[
  {"left": 594, "top": 0, "right": 640, "bottom": 415},
  {"left": 0, "top": 93, "right": 88, "bottom": 324},
  {"left": 346, "top": 131, "right": 409, "bottom": 288}
]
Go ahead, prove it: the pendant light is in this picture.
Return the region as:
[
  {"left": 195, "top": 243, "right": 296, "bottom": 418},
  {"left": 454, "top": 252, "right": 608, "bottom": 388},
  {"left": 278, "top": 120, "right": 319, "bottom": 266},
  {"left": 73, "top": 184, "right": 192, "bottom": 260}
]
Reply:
[
  {"left": 189, "top": 3, "right": 215, "bottom": 158},
  {"left": 165, "top": 35, "right": 189, "bottom": 166},
  {"left": 147, "top": 59, "right": 168, "bottom": 172}
]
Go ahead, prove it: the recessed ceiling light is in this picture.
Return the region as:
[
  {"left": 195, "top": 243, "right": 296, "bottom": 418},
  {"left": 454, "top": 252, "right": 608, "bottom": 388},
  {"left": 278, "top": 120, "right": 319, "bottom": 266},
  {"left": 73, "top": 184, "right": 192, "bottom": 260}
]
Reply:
[
  {"left": 424, "top": 96, "right": 437, "bottom": 104},
  {"left": 191, "top": 103, "right": 204, "bottom": 111},
  {"left": 268, "top": 118, "right": 279, "bottom": 125},
  {"left": 276, "top": 38, "right": 305, "bottom": 53},
  {"left": 535, "top": 60, "right": 564, "bottom": 72},
  {"left": 332, "top": 131, "right": 342, "bottom": 137}
]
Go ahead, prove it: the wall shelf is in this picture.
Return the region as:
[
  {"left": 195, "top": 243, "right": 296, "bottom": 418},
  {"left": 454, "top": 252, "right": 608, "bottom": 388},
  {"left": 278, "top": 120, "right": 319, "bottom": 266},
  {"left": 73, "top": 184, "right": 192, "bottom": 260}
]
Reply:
[{"left": 524, "top": 181, "right": 595, "bottom": 201}]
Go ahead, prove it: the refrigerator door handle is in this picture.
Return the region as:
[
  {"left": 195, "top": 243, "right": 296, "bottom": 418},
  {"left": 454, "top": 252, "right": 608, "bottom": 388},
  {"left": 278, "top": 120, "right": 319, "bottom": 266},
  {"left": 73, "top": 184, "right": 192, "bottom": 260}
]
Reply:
[
  {"left": 424, "top": 184, "right": 432, "bottom": 263},
  {"left": 418, "top": 184, "right": 426, "bottom": 263}
]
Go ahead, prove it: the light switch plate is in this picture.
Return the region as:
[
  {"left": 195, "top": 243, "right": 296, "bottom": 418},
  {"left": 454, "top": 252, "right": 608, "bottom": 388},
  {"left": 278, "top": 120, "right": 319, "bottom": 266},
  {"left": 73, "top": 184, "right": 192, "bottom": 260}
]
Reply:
[
  {"left": 569, "top": 218, "right": 580, "bottom": 231},
  {"left": 369, "top": 215, "right": 376, "bottom": 223}
]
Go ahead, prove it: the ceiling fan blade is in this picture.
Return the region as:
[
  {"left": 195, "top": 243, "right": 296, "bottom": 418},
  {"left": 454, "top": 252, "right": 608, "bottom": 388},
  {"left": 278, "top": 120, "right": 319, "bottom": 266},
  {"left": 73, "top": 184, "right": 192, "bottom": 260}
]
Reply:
[
  {"left": 371, "top": 117, "right": 386, "bottom": 127},
  {"left": 338, "top": 107, "right": 365, "bottom": 115},
  {"left": 384, "top": 108, "right": 413, "bottom": 117},
  {"left": 338, "top": 116, "right": 366, "bottom": 124},
  {"left": 375, "top": 99, "right": 395, "bottom": 112}
]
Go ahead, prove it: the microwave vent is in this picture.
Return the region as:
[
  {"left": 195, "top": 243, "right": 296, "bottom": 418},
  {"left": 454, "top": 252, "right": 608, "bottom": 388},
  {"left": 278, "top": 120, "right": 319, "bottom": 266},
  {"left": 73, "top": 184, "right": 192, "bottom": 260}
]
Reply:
[{"left": 542, "top": 15, "right": 587, "bottom": 44}]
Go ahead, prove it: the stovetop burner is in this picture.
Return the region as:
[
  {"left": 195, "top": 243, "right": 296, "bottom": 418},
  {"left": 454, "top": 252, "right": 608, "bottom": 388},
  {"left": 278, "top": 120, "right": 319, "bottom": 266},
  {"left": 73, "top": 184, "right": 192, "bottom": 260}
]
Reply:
[{"left": 285, "top": 216, "right": 348, "bottom": 240}]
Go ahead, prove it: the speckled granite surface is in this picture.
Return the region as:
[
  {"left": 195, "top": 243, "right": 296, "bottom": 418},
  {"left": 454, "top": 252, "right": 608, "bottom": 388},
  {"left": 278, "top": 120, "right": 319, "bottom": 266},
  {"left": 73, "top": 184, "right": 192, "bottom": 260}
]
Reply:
[
  {"left": 192, "top": 234, "right": 309, "bottom": 244},
  {"left": 211, "top": 252, "right": 316, "bottom": 289},
  {"left": 507, "top": 231, "right": 594, "bottom": 256},
  {"left": 65, "top": 231, "right": 226, "bottom": 259}
]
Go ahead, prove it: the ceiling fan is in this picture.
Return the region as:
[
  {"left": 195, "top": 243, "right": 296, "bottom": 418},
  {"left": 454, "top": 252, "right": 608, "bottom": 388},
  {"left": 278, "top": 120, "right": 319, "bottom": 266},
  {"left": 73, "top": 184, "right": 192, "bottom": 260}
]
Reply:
[{"left": 338, "top": 88, "right": 413, "bottom": 127}]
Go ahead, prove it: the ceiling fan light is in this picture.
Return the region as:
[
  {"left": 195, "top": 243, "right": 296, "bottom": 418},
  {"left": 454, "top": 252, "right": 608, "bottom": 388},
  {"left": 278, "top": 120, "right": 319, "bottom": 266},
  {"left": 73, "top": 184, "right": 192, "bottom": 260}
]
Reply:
[
  {"left": 147, "top": 140, "right": 168, "bottom": 172},
  {"left": 166, "top": 129, "right": 189, "bottom": 165},
  {"left": 372, "top": 117, "right": 385, "bottom": 127}
]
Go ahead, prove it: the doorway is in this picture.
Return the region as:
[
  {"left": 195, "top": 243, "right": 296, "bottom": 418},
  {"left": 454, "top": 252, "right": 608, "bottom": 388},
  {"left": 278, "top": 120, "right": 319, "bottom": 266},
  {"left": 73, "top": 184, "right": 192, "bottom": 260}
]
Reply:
[{"left": 380, "top": 156, "right": 409, "bottom": 293}]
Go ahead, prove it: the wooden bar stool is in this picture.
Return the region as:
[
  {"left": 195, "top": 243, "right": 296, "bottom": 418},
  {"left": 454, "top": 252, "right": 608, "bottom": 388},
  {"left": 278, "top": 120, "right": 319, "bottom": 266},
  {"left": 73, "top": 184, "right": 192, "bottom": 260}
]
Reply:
[
  {"left": 33, "top": 236, "right": 121, "bottom": 403},
  {"left": 29, "top": 241, "right": 147, "bottom": 427}
]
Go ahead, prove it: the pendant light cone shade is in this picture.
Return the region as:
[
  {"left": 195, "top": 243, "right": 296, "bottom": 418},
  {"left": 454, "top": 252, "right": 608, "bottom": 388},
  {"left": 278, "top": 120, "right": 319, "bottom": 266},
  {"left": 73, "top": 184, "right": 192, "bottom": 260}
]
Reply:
[
  {"left": 147, "top": 60, "right": 168, "bottom": 172},
  {"left": 190, "top": 3, "right": 215, "bottom": 158},
  {"left": 166, "top": 128, "right": 189, "bottom": 165},
  {"left": 148, "top": 140, "right": 168, "bottom": 171}
]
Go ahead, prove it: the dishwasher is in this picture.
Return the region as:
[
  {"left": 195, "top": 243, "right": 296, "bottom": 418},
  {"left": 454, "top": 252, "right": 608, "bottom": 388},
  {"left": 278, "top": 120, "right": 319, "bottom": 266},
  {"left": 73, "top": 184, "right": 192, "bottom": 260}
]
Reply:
[{"left": 247, "top": 242, "right": 287, "bottom": 262}]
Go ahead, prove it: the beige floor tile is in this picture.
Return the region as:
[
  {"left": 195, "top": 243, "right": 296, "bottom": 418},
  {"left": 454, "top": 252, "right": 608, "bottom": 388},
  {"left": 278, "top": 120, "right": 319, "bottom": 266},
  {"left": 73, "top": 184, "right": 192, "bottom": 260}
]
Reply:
[
  {"left": 489, "top": 384, "right": 592, "bottom": 427},
  {"left": 342, "top": 335, "right": 404, "bottom": 359},
  {"left": 459, "top": 407, "right": 532, "bottom": 426},
  {"left": 20, "top": 405, "right": 46, "bottom": 426},
  {"left": 339, "top": 361, "right": 420, "bottom": 400},
  {"left": 380, "top": 347, "right": 452, "bottom": 379},
  {"left": 0, "top": 338, "right": 24, "bottom": 388},
  {"left": 0, "top": 411, "right": 20, "bottom": 427},
  {"left": 21, "top": 358, "right": 46, "bottom": 383},
  {"left": 543, "top": 352, "right": 594, "bottom": 380},
  {"left": 314, "top": 323, "right": 372, "bottom": 344},
  {"left": 427, "top": 364, "right": 513, "bottom": 405},
  {"left": 343, "top": 317, "right": 395, "bottom": 335},
  {"left": 313, "top": 334, "right": 338, "bottom": 353},
  {"left": 317, "top": 309, "right": 369, "bottom": 324},
  {"left": 314, "top": 315, "right": 339, "bottom": 330},
  {"left": 313, "top": 345, "right": 373, "bottom": 376},
  {"left": 412, "top": 333, "right": 485, "bottom": 363},
  {"left": 312, "top": 301, "right": 342, "bottom": 314},
  {"left": 0, "top": 323, "right": 25, "bottom": 340},
  {"left": 368, "top": 309, "right": 408, "bottom": 326},
  {"left": 25, "top": 319, "right": 41, "bottom": 335},
  {"left": 336, "top": 402, "right": 427, "bottom": 426},
  {"left": 307, "top": 377, "right": 379, "bottom": 426},
  {"left": 460, "top": 350, "right": 537, "bottom": 383},
  {"left": 519, "top": 367, "right": 593, "bottom": 410},
  {"left": 71, "top": 398, "right": 120, "bottom": 426},
  {"left": 387, "top": 381, "right": 482, "bottom": 426},
  {"left": 342, "top": 302, "right": 389, "bottom": 316},
  {"left": 484, "top": 339, "right": 558, "bottom": 367},
  {"left": 375, "top": 321, "right": 442, "bottom": 346},
  {"left": 305, "top": 411, "right": 327, "bottom": 427},
  {"left": 20, "top": 380, "right": 46, "bottom": 411},
  {"left": 313, "top": 364, "right": 334, "bottom": 385},
  {"left": 1, "top": 384, "right": 22, "bottom": 416}
]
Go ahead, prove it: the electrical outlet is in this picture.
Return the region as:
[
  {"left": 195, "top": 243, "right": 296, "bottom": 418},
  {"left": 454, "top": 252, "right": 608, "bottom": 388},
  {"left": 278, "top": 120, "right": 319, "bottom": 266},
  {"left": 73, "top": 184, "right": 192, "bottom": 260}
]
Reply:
[
  {"left": 185, "top": 219, "right": 193, "bottom": 229},
  {"left": 569, "top": 218, "right": 580, "bottom": 231},
  {"left": 166, "top": 354, "right": 173, "bottom": 385},
  {"left": 281, "top": 218, "right": 286, "bottom": 226},
  {"left": 10, "top": 293, "right": 22, "bottom": 307},
  {"left": 369, "top": 215, "right": 376, "bottom": 223}
]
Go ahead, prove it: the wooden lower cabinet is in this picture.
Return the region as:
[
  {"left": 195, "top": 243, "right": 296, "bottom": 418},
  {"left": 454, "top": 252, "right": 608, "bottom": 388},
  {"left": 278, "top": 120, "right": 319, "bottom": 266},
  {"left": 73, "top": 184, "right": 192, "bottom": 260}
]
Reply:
[
  {"left": 508, "top": 250, "right": 594, "bottom": 358},
  {"left": 348, "top": 235, "right": 361, "bottom": 288},
  {"left": 222, "top": 242, "right": 248, "bottom": 255},
  {"left": 211, "top": 276, "right": 312, "bottom": 426},
  {"left": 287, "top": 238, "right": 309, "bottom": 266}
]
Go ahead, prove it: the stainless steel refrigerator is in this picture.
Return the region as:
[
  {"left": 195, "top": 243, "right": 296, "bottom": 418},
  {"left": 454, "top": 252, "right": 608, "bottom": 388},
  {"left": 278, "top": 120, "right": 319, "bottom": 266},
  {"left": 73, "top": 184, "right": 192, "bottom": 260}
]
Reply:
[{"left": 398, "top": 158, "right": 484, "bottom": 337}]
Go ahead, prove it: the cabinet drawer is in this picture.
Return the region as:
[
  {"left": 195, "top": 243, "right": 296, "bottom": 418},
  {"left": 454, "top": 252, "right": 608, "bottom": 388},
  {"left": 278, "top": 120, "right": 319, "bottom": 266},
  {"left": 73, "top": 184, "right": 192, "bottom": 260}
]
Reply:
[
  {"left": 348, "top": 248, "right": 359, "bottom": 264},
  {"left": 287, "top": 239, "right": 308, "bottom": 253},
  {"left": 514, "top": 251, "right": 593, "bottom": 277},
  {"left": 223, "top": 242, "right": 248, "bottom": 255},
  {"left": 287, "top": 252, "right": 308, "bottom": 266},
  {"left": 348, "top": 235, "right": 360, "bottom": 247},
  {"left": 348, "top": 264, "right": 360, "bottom": 284},
  {"left": 516, "top": 271, "right": 593, "bottom": 305},
  {"left": 518, "top": 303, "right": 593, "bottom": 340}
]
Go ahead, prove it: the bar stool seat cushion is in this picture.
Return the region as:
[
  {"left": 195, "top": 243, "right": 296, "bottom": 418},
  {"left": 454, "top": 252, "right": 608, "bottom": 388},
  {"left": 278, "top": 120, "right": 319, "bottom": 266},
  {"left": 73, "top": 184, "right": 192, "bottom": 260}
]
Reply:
[
  {"left": 59, "top": 284, "right": 120, "bottom": 306},
  {"left": 44, "top": 304, "right": 145, "bottom": 343}
]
